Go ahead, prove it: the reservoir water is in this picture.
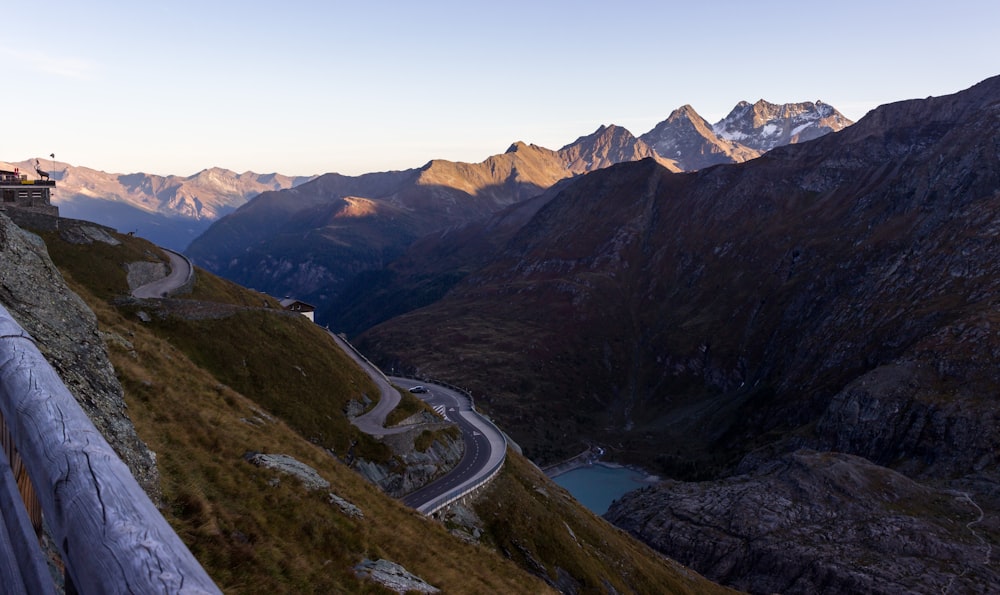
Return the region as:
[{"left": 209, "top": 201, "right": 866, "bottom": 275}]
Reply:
[{"left": 551, "top": 463, "right": 657, "bottom": 515}]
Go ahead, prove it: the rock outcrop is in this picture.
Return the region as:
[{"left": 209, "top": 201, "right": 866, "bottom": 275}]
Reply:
[
  {"left": 243, "top": 452, "right": 330, "bottom": 491},
  {"left": 814, "top": 362, "right": 1000, "bottom": 481},
  {"left": 606, "top": 450, "right": 1000, "bottom": 594},
  {"left": 0, "top": 214, "right": 160, "bottom": 498},
  {"left": 353, "top": 558, "right": 440, "bottom": 594},
  {"left": 125, "top": 260, "right": 169, "bottom": 290},
  {"left": 354, "top": 419, "right": 464, "bottom": 497}
]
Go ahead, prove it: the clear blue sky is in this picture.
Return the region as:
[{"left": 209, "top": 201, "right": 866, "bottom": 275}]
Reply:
[{"left": 4, "top": 0, "right": 998, "bottom": 177}]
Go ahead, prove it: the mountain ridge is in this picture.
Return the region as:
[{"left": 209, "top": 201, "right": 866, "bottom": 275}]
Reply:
[
  {"left": 0, "top": 159, "right": 314, "bottom": 250},
  {"left": 713, "top": 99, "right": 850, "bottom": 150},
  {"left": 185, "top": 97, "right": 850, "bottom": 310},
  {"left": 4, "top": 94, "right": 849, "bottom": 255}
]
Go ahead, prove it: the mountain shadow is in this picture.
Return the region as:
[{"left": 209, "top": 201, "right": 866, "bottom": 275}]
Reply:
[
  {"left": 185, "top": 130, "right": 659, "bottom": 312},
  {"left": 350, "top": 74, "right": 1000, "bottom": 592},
  {"left": 355, "top": 74, "right": 1000, "bottom": 481}
]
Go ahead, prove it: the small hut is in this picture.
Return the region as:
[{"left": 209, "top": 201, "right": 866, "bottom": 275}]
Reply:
[{"left": 279, "top": 298, "right": 316, "bottom": 323}]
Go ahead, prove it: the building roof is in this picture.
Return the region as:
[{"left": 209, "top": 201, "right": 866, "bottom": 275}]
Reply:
[{"left": 279, "top": 298, "right": 316, "bottom": 312}]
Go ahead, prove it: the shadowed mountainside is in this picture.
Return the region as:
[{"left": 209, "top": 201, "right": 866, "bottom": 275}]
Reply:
[
  {"left": 357, "top": 75, "right": 1000, "bottom": 472},
  {"left": 350, "top": 73, "right": 1000, "bottom": 592},
  {"left": 18, "top": 219, "right": 730, "bottom": 594},
  {"left": 185, "top": 101, "right": 848, "bottom": 317},
  {"left": 186, "top": 127, "right": 677, "bottom": 310}
]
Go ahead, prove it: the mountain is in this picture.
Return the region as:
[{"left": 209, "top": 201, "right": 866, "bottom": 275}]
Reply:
[
  {"left": 352, "top": 75, "right": 1000, "bottom": 591},
  {"left": 712, "top": 99, "right": 853, "bottom": 151},
  {"left": 0, "top": 160, "right": 312, "bottom": 250},
  {"left": 188, "top": 101, "right": 844, "bottom": 316},
  {"left": 186, "top": 125, "right": 678, "bottom": 311},
  {"left": 325, "top": 181, "right": 573, "bottom": 335},
  {"left": 357, "top": 76, "right": 1000, "bottom": 470},
  {"left": 638, "top": 104, "right": 760, "bottom": 169},
  {"left": 558, "top": 124, "right": 680, "bottom": 172},
  {"left": 639, "top": 100, "right": 852, "bottom": 170}
]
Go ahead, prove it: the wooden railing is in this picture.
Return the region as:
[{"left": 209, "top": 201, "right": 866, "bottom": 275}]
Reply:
[{"left": 0, "top": 304, "right": 220, "bottom": 594}]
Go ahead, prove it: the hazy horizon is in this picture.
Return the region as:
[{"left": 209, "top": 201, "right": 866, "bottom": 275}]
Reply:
[{"left": 4, "top": 0, "right": 998, "bottom": 178}]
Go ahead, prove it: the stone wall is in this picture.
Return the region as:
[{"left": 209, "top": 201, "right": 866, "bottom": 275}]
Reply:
[{"left": 0, "top": 205, "right": 59, "bottom": 232}]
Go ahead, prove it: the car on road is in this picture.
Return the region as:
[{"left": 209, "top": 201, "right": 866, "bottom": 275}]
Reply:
[{"left": 408, "top": 386, "right": 427, "bottom": 393}]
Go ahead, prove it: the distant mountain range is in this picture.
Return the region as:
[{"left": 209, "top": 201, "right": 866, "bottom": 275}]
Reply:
[
  {"left": 184, "top": 99, "right": 850, "bottom": 308},
  {"left": 5, "top": 97, "right": 847, "bottom": 254},
  {"left": 0, "top": 160, "right": 313, "bottom": 250}
]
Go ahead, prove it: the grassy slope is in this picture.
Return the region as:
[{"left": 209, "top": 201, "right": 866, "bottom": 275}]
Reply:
[
  {"left": 40, "top": 228, "right": 729, "bottom": 594},
  {"left": 474, "top": 453, "right": 730, "bottom": 594}
]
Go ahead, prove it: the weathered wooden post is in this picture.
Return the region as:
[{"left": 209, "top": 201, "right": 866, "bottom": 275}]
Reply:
[{"left": 0, "top": 304, "right": 221, "bottom": 594}]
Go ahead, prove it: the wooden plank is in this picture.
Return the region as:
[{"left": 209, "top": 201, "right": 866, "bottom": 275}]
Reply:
[
  {"left": 0, "top": 450, "right": 54, "bottom": 595},
  {"left": 0, "top": 306, "right": 220, "bottom": 594},
  {"left": 2, "top": 406, "right": 44, "bottom": 535}
]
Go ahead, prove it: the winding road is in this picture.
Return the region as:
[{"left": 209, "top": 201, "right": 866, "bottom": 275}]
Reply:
[
  {"left": 328, "top": 332, "right": 409, "bottom": 436},
  {"left": 330, "top": 338, "right": 505, "bottom": 512},
  {"left": 130, "top": 252, "right": 506, "bottom": 514},
  {"left": 389, "top": 377, "right": 507, "bottom": 514},
  {"left": 131, "top": 248, "right": 194, "bottom": 298}
]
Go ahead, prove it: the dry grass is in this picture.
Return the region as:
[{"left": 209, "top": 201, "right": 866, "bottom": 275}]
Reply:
[
  {"left": 127, "top": 306, "right": 392, "bottom": 462},
  {"left": 62, "top": 260, "right": 551, "bottom": 593},
  {"left": 41, "top": 226, "right": 727, "bottom": 594},
  {"left": 474, "top": 453, "right": 735, "bottom": 595}
]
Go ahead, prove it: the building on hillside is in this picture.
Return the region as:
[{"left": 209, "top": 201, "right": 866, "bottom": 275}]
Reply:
[
  {"left": 0, "top": 166, "right": 59, "bottom": 231},
  {"left": 280, "top": 298, "right": 316, "bottom": 322}
]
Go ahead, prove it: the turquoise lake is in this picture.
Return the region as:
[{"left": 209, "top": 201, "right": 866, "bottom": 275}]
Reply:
[{"left": 551, "top": 464, "right": 657, "bottom": 515}]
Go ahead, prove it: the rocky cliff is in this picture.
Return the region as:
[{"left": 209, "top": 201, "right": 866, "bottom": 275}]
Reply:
[
  {"left": 606, "top": 450, "right": 999, "bottom": 594},
  {"left": 353, "top": 415, "right": 464, "bottom": 497},
  {"left": 0, "top": 214, "right": 160, "bottom": 498}
]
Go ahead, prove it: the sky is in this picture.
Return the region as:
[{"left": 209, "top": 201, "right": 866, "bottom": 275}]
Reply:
[{"left": 3, "top": 0, "right": 999, "bottom": 177}]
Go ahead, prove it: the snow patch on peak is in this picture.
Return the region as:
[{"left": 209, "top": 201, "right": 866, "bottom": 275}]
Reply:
[
  {"left": 714, "top": 125, "right": 748, "bottom": 142},
  {"left": 791, "top": 123, "right": 813, "bottom": 137}
]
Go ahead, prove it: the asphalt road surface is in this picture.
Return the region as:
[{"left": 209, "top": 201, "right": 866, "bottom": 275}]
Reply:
[
  {"left": 328, "top": 333, "right": 410, "bottom": 436},
  {"left": 131, "top": 249, "right": 193, "bottom": 298},
  {"left": 390, "top": 377, "right": 506, "bottom": 513}
]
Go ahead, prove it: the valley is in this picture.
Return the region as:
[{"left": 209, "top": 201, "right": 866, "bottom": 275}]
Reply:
[
  {"left": 348, "top": 75, "right": 1000, "bottom": 592},
  {"left": 0, "top": 215, "right": 721, "bottom": 593},
  {"left": 5, "top": 74, "right": 999, "bottom": 593}
]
